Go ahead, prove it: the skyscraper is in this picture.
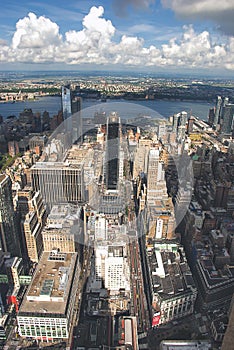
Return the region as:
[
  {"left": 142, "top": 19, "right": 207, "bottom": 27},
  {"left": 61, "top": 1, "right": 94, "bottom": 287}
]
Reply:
[
  {"left": 0, "top": 174, "right": 21, "bottom": 257},
  {"left": 31, "top": 162, "right": 85, "bottom": 211},
  {"left": 61, "top": 85, "right": 73, "bottom": 147},
  {"left": 172, "top": 111, "right": 187, "bottom": 138},
  {"left": 187, "top": 116, "right": 195, "bottom": 134},
  {"left": 208, "top": 108, "right": 215, "bottom": 126},
  {"left": 214, "top": 95, "right": 222, "bottom": 127},
  {"left": 72, "top": 96, "right": 82, "bottom": 143},
  {"left": 61, "top": 85, "right": 72, "bottom": 120},
  {"left": 221, "top": 104, "right": 234, "bottom": 134},
  {"left": 17, "top": 188, "right": 47, "bottom": 263},
  {"left": 104, "top": 113, "right": 120, "bottom": 192},
  {"left": 61, "top": 85, "right": 82, "bottom": 143}
]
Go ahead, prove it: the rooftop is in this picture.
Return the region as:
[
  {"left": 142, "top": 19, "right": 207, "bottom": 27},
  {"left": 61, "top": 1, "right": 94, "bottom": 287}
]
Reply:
[
  {"left": 47, "top": 204, "right": 81, "bottom": 226},
  {"left": 19, "top": 251, "right": 78, "bottom": 315},
  {"left": 31, "top": 161, "right": 83, "bottom": 170},
  {"left": 149, "top": 243, "right": 195, "bottom": 297},
  {"left": 160, "top": 340, "right": 211, "bottom": 350}
]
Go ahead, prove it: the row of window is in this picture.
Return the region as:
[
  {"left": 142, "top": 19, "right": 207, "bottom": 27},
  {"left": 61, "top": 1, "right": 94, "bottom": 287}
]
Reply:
[
  {"left": 20, "top": 330, "right": 67, "bottom": 338},
  {"left": 163, "top": 304, "right": 192, "bottom": 317},
  {"left": 18, "top": 318, "right": 67, "bottom": 325}
]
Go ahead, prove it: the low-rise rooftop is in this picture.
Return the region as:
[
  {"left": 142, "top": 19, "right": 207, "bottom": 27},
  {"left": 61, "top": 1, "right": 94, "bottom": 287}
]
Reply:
[{"left": 19, "top": 251, "right": 78, "bottom": 315}]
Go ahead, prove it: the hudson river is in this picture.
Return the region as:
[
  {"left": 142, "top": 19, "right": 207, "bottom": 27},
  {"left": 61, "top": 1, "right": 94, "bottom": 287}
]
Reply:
[{"left": 0, "top": 96, "right": 214, "bottom": 121}]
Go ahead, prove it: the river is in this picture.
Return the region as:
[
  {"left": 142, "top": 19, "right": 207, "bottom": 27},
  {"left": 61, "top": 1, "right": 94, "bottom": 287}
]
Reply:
[{"left": 0, "top": 96, "right": 214, "bottom": 121}]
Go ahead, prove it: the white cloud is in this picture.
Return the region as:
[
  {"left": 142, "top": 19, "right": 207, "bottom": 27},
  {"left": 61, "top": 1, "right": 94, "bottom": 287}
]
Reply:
[
  {"left": 0, "top": 6, "right": 234, "bottom": 71},
  {"left": 161, "top": 0, "right": 234, "bottom": 36},
  {"left": 160, "top": 26, "right": 227, "bottom": 67},
  {"left": 12, "top": 12, "right": 62, "bottom": 49}
]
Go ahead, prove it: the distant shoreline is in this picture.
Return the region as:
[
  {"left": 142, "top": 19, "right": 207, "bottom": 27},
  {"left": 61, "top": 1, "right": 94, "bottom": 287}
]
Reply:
[{"left": 0, "top": 95, "right": 215, "bottom": 104}]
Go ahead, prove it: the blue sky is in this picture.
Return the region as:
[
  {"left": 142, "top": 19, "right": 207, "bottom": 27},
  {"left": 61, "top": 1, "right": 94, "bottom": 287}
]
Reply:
[{"left": 0, "top": 0, "right": 234, "bottom": 75}]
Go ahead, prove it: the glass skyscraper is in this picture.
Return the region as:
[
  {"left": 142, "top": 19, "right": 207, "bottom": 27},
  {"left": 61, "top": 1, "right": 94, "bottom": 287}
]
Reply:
[
  {"left": 104, "top": 113, "right": 120, "bottom": 191},
  {"left": 61, "top": 85, "right": 72, "bottom": 120}
]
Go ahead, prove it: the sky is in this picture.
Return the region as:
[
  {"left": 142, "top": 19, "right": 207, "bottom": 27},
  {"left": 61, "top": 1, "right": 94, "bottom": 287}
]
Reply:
[{"left": 0, "top": 0, "right": 234, "bottom": 76}]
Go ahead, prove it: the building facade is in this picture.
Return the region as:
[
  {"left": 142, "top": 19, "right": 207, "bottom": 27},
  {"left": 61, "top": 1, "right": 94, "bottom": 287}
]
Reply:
[
  {"left": 42, "top": 204, "right": 81, "bottom": 252},
  {"left": 93, "top": 243, "right": 130, "bottom": 292},
  {"left": 0, "top": 174, "right": 21, "bottom": 257},
  {"left": 31, "top": 162, "right": 84, "bottom": 211},
  {"left": 17, "top": 188, "right": 47, "bottom": 263}
]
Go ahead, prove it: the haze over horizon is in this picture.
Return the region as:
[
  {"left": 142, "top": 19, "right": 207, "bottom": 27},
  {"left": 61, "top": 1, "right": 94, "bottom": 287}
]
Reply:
[{"left": 0, "top": 1, "right": 234, "bottom": 76}]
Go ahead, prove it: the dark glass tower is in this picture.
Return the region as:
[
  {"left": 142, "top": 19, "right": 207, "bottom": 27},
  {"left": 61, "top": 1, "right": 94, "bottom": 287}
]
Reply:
[
  {"left": 221, "top": 104, "right": 234, "bottom": 134},
  {"left": 61, "top": 85, "right": 82, "bottom": 143},
  {"left": 105, "top": 113, "right": 120, "bottom": 191},
  {"left": 61, "top": 85, "right": 72, "bottom": 120}
]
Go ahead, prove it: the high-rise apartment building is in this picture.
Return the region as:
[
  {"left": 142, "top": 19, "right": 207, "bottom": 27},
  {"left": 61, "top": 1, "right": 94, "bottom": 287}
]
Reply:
[
  {"left": 5, "top": 257, "right": 24, "bottom": 290},
  {"left": 17, "top": 188, "right": 47, "bottom": 263},
  {"left": 0, "top": 174, "right": 21, "bottom": 257}
]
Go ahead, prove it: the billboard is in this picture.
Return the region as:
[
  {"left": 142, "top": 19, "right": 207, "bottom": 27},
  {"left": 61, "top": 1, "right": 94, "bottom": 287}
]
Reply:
[{"left": 152, "top": 312, "right": 161, "bottom": 327}]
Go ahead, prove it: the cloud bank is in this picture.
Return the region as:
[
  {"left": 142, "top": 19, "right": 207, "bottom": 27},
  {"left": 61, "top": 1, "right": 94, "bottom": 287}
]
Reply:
[
  {"left": 162, "top": 0, "right": 234, "bottom": 36},
  {"left": 1, "top": 6, "right": 234, "bottom": 71}
]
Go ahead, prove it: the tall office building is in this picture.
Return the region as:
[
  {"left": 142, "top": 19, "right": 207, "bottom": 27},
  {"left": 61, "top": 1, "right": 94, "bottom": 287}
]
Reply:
[
  {"left": 172, "top": 113, "right": 180, "bottom": 133},
  {"left": 221, "top": 103, "right": 234, "bottom": 134},
  {"left": 31, "top": 162, "right": 84, "bottom": 211},
  {"left": 61, "top": 85, "right": 82, "bottom": 143},
  {"left": 104, "top": 113, "right": 121, "bottom": 192},
  {"left": 208, "top": 108, "right": 215, "bottom": 126},
  {"left": 187, "top": 116, "right": 195, "bottom": 134},
  {"left": 0, "top": 174, "right": 21, "bottom": 257},
  {"left": 61, "top": 85, "right": 72, "bottom": 120},
  {"left": 180, "top": 111, "right": 188, "bottom": 127},
  {"left": 133, "top": 138, "right": 152, "bottom": 179},
  {"left": 147, "top": 149, "right": 167, "bottom": 203},
  {"left": 214, "top": 95, "right": 222, "bottom": 127},
  {"left": 172, "top": 112, "right": 187, "bottom": 133},
  {"left": 72, "top": 96, "right": 82, "bottom": 143}
]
